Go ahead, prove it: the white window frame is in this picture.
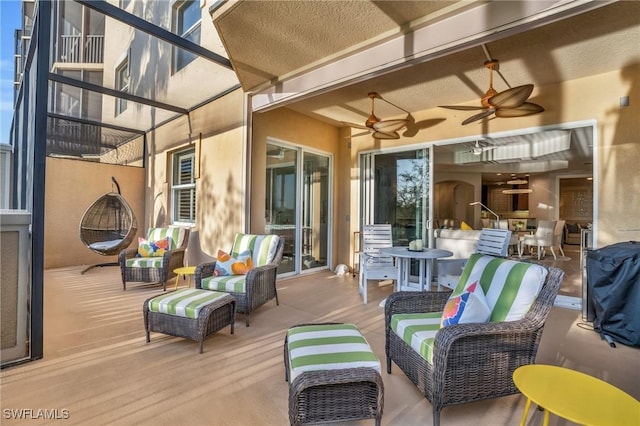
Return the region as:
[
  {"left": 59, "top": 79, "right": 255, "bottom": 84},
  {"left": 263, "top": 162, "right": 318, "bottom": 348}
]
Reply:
[
  {"left": 172, "top": 0, "right": 201, "bottom": 73},
  {"left": 171, "top": 148, "right": 196, "bottom": 224},
  {"left": 115, "top": 56, "right": 129, "bottom": 115}
]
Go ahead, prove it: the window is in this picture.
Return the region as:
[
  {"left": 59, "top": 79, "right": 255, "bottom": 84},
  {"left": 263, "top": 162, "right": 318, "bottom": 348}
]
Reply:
[
  {"left": 173, "top": 0, "right": 201, "bottom": 72},
  {"left": 119, "top": 0, "right": 131, "bottom": 9},
  {"left": 115, "top": 57, "right": 128, "bottom": 115},
  {"left": 172, "top": 148, "right": 196, "bottom": 223}
]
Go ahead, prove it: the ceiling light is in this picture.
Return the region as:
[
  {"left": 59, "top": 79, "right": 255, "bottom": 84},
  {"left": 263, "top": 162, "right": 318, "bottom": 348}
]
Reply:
[
  {"left": 507, "top": 179, "right": 528, "bottom": 185},
  {"left": 502, "top": 188, "right": 533, "bottom": 194}
]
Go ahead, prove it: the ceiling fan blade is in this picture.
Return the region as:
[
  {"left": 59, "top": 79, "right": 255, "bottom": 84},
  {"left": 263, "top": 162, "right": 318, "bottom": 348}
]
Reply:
[
  {"left": 341, "top": 121, "right": 371, "bottom": 131},
  {"left": 373, "top": 118, "right": 409, "bottom": 132},
  {"left": 372, "top": 130, "right": 400, "bottom": 140},
  {"left": 488, "top": 84, "right": 534, "bottom": 109},
  {"left": 495, "top": 102, "right": 545, "bottom": 118},
  {"left": 438, "top": 105, "right": 485, "bottom": 111},
  {"left": 462, "top": 108, "right": 496, "bottom": 125},
  {"left": 344, "top": 130, "right": 372, "bottom": 138}
]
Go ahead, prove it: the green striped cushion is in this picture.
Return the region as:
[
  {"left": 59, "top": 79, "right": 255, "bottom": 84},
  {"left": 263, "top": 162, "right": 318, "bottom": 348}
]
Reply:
[
  {"left": 201, "top": 275, "right": 246, "bottom": 294},
  {"left": 126, "top": 257, "right": 164, "bottom": 268},
  {"left": 147, "top": 227, "right": 183, "bottom": 250},
  {"left": 287, "top": 323, "right": 380, "bottom": 382},
  {"left": 391, "top": 312, "right": 442, "bottom": 363},
  {"left": 148, "top": 289, "right": 227, "bottom": 319},
  {"left": 453, "top": 253, "right": 548, "bottom": 322},
  {"left": 231, "top": 234, "right": 279, "bottom": 267}
]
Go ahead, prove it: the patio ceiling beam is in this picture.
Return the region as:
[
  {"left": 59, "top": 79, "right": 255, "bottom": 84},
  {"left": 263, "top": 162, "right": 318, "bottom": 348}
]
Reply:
[
  {"left": 47, "top": 112, "right": 146, "bottom": 135},
  {"left": 74, "top": 0, "right": 233, "bottom": 70},
  {"left": 49, "top": 73, "right": 189, "bottom": 115}
]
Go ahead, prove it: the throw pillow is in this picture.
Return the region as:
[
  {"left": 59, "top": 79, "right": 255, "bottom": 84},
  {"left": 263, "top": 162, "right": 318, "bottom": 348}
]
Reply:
[
  {"left": 460, "top": 221, "right": 473, "bottom": 230},
  {"left": 441, "top": 281, "right": 491, "bottom": 327},
  {"left": 137, "top": 237, "right": 170, "bottom": 257},
  {"left": 214, "top": 249, "right": 253, "bottom": 276}
]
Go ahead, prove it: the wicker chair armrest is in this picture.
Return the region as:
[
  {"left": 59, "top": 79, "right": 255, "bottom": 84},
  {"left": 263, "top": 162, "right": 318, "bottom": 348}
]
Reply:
[
  {"left": 385, "top": 290, "right": 451, "bottom": 323},
  {"left": 245, "top": 263, "right": 277, "bottom": 285},
  {"left": 118, "top": 247, "right": 139, "bottom": 265},
  {"left": 432, "top": 317, "right": 539, "bottom": 367},
  {"left": 163, "top": 247, "right": 186, "bottom": 261},
  {"left": 194, "top": 261, "right": 217, "bottom": 288}
]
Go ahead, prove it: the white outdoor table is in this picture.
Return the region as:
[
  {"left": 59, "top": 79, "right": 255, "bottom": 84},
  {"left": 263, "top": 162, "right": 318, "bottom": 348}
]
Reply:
[{"left": 379, "top": 246, "right": 453, "bottom": 292}]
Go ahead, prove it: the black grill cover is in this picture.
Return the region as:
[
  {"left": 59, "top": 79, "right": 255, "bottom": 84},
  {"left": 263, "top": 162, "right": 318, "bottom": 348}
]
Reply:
[{"left": 586, "top": 241, "right": 640, "bottom": 347}]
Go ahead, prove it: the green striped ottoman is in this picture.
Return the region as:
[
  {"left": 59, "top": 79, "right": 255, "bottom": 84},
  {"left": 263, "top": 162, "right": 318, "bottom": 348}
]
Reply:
[
  {"left": 143, "top": 289, "right": 235, "bottom": 353},
  {"left": 284, "top": 323, "right": 384, "bottom": 426}
]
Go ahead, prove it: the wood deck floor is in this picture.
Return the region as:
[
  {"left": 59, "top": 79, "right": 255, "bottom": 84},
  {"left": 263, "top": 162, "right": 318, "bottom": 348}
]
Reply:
[{"left": 1, "top": 261, "right": 637, "bottom": 425}]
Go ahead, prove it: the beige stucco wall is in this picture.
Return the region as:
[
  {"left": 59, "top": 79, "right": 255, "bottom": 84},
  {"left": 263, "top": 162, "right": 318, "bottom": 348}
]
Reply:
[
  {"left": 143, "top": 88, "right": 246, "bottom": 265},
  {"left": 44, "top": 158, "right": 145, "bottom": 269}
]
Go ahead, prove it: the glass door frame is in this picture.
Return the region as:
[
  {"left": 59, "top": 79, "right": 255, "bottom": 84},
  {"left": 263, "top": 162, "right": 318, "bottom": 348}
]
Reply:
[
  {"left": 266, "top": 138, "right": 333, "bottom": 276},
  {"left": 359, "top": 145, "right": 433, "bottom": 247}
]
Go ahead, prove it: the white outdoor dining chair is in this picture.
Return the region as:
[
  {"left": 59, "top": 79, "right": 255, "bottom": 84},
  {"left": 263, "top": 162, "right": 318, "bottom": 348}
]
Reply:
[
  {"left": 522, "top": 220, "right": 557, "bottom": 260},
  {"left": 359, "top": 224, "right": 397, "bottom": 304},
  {"left": 436, "top": 228, "right": 512, "bottom": 290}
]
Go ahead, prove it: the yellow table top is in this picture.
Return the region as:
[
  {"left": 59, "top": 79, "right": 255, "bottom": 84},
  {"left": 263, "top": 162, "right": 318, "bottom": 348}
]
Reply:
[
  {"left": 514, "top": 364, "right": 640, "bottom": 426},
  {"left": 173, "top": 266, "right": 196, "bottom": 275}
]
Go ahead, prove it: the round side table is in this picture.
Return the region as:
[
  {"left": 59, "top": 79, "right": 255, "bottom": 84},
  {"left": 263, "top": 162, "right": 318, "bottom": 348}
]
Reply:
[
  {"left": 513, "top": 364, "right": 639, "bottom": 426},
  {"left": 173, "top": 266, "right": 197, "bottom": 290}
]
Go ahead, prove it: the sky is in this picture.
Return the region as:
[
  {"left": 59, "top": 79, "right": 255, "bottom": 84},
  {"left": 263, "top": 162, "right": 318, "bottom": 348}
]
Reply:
[{"left": 0, "top": 0, "right": 21, "bottom": 144}]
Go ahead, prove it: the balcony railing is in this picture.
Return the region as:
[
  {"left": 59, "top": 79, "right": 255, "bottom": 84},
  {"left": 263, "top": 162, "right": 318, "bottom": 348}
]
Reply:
[{"left": 59, "top": 34, "right": 104, "bottom": 64}]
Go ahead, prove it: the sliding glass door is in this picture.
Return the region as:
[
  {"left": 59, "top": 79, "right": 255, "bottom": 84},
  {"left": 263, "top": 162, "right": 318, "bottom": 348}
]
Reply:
[
  {"left": 265, "top": 142, "right": 331, "bottom": 275},
  {"left": 362, "top": 148, "right": 430, "bottom": 246}
]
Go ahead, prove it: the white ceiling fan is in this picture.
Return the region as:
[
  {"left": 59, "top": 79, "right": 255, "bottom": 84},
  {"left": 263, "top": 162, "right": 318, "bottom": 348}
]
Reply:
[{"left": 468, "top": 140, "right": 498, "bottom": 156}]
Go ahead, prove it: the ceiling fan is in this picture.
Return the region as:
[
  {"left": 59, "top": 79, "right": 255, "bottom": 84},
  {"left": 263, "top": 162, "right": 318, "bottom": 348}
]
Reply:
[
  {"left": 344, "top": 92, "right": 410, "bottom": 139},
  {"left": 439, "top": 57, "right": 544, "bottom": 125},
  {"left": 468, "top": 140, "right": 498, "bottom": 155},
  {"left": 267, "top": 147, "right": 285, "bottom": 159}
]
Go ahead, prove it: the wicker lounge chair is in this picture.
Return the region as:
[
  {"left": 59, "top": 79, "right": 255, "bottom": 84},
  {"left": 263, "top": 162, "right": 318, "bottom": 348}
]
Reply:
[
  {"left": 119, "top": 227, "right": 190, "bottom": 291},
  {"left": 385, "top": 255, "right": 564, "bottom": 426},
  {"left": 195, "top": 233, "right": 284, "bottom": 326}
]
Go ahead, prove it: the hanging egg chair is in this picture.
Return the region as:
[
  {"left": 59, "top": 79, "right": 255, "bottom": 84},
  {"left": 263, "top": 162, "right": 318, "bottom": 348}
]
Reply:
[{"left": 79, "top": 177, "right": 137, "bottom": 273}]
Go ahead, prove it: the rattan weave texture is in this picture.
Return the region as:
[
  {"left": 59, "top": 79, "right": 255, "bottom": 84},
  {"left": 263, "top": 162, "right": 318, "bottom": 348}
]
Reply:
[
  {"left": 143, "top": 291, "right": 235, "bottom": 354},
  {"left": 195, "top": 236, "right": 285, "bottom": 326},
  {"left": 384, "top": 263, "right": 564, "bottom": 426},
  {"left": 284, "top": 323, "right": 384, "bottom": 426},
  {"left": 119, "top": 228, "right": 190, "bottom": 291}
]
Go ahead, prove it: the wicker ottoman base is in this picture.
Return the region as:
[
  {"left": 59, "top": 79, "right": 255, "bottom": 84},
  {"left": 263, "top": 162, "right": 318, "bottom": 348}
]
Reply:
[
  {"left": 284, "top": 323, "right": 384, "bottom": 426},
  {"left": 143, "top": 290, "right": 235, "bottom": 353}
]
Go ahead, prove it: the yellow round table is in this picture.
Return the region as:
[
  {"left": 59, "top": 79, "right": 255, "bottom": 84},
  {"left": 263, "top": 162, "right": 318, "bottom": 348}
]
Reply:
[
  {"left": 173, "top": 266, "right": 196, "bottom": 290},
  {"left": 513, "top": 364, "right": 640, "bottom": 426}
]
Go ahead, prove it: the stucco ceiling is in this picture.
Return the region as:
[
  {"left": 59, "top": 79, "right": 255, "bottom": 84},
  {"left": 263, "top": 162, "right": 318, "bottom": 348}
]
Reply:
[{"left": 212, "top": 0, "right": 639, "bottom": 179}]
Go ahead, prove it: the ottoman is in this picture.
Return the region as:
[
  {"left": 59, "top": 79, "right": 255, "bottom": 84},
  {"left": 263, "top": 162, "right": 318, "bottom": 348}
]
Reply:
[
  {"left": 143, "top": 289, "right": 235, "bottom": 353},
  {"left": 284, "top": 323, "right": 384, "bottom": 426}
]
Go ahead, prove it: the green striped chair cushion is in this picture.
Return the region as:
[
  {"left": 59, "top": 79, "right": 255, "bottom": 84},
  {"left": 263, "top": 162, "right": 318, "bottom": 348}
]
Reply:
[
  {"left": 390, "top": 312, "right": 442, "bottom": 364},
  {"left": 200, "top": 275, "right": 246, "bottom": 294},
  {"left": 147, "top": 227, "right": 184, "bottom": 250},
  {"left": 287, "top": 323, "right": 381, "bottom": 383},
  {"left": 231, "top": 234, "right": 279, "bottom": 267},
  {"left": 126, "top": 257, "right": 164, "bottom": 268},
  {"left": 148, "top": 289, "right": 227, "bottom": 319},
  {"left": 452, "top": 253, "right": 548, "bottom": 322}
]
